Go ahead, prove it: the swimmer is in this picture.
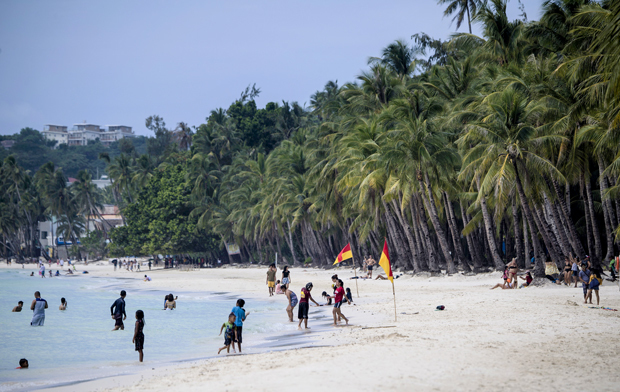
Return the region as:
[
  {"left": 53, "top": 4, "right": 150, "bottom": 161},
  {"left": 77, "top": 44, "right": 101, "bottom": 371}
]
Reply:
[
  {"left": 12, "top": 301, "right": 23, "bottom": 312},
  {"left": 59, "top": 298, "right": 67, "bottom": 311},
  {"left": 17, "top": 359, "right": 28, "bottom": 369}
]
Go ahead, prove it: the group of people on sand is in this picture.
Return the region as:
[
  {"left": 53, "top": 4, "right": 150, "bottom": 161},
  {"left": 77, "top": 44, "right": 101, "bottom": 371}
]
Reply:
[
  {"left": 266, "top": 264, "right": 353, "bottom": 329},
  {"left": 11, "top": 291, "right": 68, "bottom": 326},
  {"left": 491, "top": 254, "right": 616, "bottom": 306},
  {"left": 112, "top": 259, "right": 145, "bottom": 272}
]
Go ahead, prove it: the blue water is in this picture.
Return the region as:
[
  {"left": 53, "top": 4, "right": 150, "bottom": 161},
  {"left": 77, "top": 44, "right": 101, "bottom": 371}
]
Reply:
[{"left": 0, "top": 269, "right": 297, "bottom": 391}]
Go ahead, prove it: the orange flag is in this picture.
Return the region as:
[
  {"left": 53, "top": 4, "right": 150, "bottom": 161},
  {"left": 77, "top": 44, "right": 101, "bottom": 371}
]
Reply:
[
  {"left": 333, "top": 243, "right": 353, "bottom": 265},
  {"left": 378, "top": 240, "right": 393, "bottom": 282}
]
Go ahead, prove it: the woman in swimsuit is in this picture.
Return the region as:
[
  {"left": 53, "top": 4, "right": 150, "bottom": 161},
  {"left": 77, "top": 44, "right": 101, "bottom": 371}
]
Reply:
[
  {"left": 164, "top": 294, "right": 177, "bottom": 310},
  {"left": 59, "top": 297, "right": 67, "bottom": 310},
  {"left": 506, "top": 258, "right": 518, "bottom": 289},
  {"left": 282, "top": 284, "right": 297, "bottom": 322},
  {"left": 563, "top": 260, "right": 572, "bottom": 285}
]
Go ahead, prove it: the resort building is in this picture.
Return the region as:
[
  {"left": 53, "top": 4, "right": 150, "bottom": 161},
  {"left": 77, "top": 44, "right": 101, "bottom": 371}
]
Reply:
[{"left": 42, "top": 123, "right": 135, "bottom": 147}]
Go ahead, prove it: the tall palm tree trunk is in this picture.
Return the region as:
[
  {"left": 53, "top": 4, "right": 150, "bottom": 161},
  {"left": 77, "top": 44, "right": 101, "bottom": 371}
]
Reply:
[
  {"left": 512, "top": 161, "right": 544, "bottom": 276},
  {"left": 543, "top": 192, "right": 571, "bottom": 258},
  {"left": 551, "top": 179, "right": 585, "bottom": 258},
  {"left": 390, "top": 199, "right": 420, "bottom": 272},
  {"left": 583, "top": 174, "right": 602, "bottom": 264},
  {"left": 597, "top": 156, "right": 615, "bottom": 262},
  {"left": 460, "top": 200, "right": 483, "bottom": 272},
  {"left": 444, "top": 192, "right": 470, "bottom": 272},
  {"left": 512, "top": 200, "right": 524, "bottom": 268},
  {"left": 285, "top": 219, "right": 299, "bottom": 265},
  {"left": 414, "top": 193, "right": 439, "bottom": 273},
  {"left": 418, "top": 173, "right": 455, "bottom": 273}
]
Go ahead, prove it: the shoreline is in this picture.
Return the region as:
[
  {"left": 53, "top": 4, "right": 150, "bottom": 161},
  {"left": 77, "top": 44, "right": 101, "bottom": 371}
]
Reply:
[
  {"left": 1, "top": 263, "right": 370, "bottom": 392},
  {"left": 3, "top": 262, "right": 620, "bottom": 392}
]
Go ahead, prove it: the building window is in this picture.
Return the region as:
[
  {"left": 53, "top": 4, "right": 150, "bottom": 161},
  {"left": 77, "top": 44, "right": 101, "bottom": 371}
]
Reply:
[{"left": 41, "top": 231, "right": 48, "bottom": 239}]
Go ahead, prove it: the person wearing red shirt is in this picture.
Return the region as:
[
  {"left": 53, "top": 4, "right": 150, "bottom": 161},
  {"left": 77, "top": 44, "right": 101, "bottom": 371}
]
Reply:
[
  {"left": 329, "top": 279, "right": 350, "bottom": 326},
  {"left": 298, "top": 283, "right": 320, "bottom": 330}
]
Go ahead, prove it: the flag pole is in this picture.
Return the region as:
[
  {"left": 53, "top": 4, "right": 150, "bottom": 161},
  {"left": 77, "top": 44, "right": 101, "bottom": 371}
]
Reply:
[
  {"left": 354, "top": 260, "right": 359, "bottom": 298},
  {"left": 391, "top": 280, "right": 397, "bottom": 322}
]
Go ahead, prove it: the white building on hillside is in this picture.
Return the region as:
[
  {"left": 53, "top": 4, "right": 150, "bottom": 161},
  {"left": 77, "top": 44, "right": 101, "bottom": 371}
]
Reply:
[{"left": 42, "top": 122, "right": 135, "bottom": 148}]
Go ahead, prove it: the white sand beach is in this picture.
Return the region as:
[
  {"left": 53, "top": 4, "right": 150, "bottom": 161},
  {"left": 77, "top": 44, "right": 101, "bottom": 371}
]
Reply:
[{"left": 5, "top": 261, "right": 620, "bottom": 392}]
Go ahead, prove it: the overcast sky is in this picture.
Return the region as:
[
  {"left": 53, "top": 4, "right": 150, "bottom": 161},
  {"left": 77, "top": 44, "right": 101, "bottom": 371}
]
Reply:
[{"left": 0, "top": 0, "right": 542, "bottom": 136}]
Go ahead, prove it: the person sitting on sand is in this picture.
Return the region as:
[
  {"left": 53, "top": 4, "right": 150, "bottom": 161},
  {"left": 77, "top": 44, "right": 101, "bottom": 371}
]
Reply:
[
  {"left": 59, "top": 297, "right": 67, "bottom": 310},
  {"left": 491, "top": 267, "right": 510, "bottom": 290},
  {"left": 518, "top": 272, "right": 533, "bottom": 288},
  {"left": 17, "top": 359, "right": 28, "bottom": 369},
  {"left": 328, "top": 279, "right": 350, "bottom": 326},
  {"left": 144, "top": 275, "right": 151, "bottom": 282},
  {"left": 375, "top": 273, "right": 403, "bottom": 280},
  {"left": 322, "top": 291, "right": 332, "bottom": 305},
  {"left": 218, "top": 313, "right": 237, "bottom": 355},
  {"left": 165, "top": 294, "right": 177, "bottom": 310},
  {"left": 282, "top": 285, "right": 298, "bottom": 322},
  {"left": 12, "top": 301, "right": 23, "bottom": 312},
  {"left": 275, "top": 280, "right": 283, "bottom": 294},
  {"left": 345, "top": 287, "right": 353, "bottom": 303}
]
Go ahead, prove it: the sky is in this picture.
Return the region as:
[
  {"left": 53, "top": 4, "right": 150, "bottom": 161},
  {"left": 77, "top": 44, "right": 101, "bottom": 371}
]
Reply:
[{"left": 0, "top": 0, "right": 542, "bottom": 136}]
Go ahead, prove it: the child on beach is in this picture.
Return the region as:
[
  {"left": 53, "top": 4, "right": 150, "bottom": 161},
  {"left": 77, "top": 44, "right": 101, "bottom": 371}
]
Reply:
[
  {"left": 231, "top": 299, "right": 249, "bottom": 353},
  {"left": 218, "top": 313, "right": 237, "bottom": 354},
  {"left": 519, "top": 272, "right": 533, "bottom": 288},
  {"left": 282, "top": 285, "right": 298, "bottom": 322},
  {"left": 266, "top": 264, "right": 277, "bottom": 296},
  {"left": 587, "top": 271, "right": 602, "bottom": 305},
  {"left": 132, "top": 310, "right": 145, "bottom": 362},
  {"left": 322, "top": 291, "right": 332, "bottom": 305},
  {"left": 12, "top": 301, "right": 23, "bottom": 312},
  {"left": 275, "top": 280, "right": 283, "bottom": 294},
  {"left": 345, "top": 288, "right": 353, "bottom": 303}
]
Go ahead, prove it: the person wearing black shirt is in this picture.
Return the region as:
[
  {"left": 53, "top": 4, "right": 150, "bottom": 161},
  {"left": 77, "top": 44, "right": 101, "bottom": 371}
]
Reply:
[{"left": 110, "top": 290, "right": 127, "bottom": 331}]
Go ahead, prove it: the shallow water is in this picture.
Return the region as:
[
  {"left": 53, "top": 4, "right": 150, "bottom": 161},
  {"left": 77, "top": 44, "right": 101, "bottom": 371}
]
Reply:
[{"left": 0, "top": 269, "right": 307, "bottom": 391}]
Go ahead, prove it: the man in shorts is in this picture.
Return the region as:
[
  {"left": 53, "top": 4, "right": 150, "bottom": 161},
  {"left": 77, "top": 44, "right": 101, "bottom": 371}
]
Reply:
[
  {"left": 578, "top": 265, "right": 591, "bottom": 302},
  {"left": 366, "top": 257, "right": 376, "bottom": 279},
  {"left": 298, "top": 283, "right": 320, "bottom": 330},
  {"left": 266, "top": 264, "right": 277, "bottom": 296},
  {"left": 110, "top": 290, "right": 127, "bottom": 331}
]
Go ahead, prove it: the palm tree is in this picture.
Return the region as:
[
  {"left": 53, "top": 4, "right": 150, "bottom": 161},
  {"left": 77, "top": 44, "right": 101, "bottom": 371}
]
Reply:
[
  {"left": 437, "top": 0, "right": 481, "bottom": 34},
  {"left": 369, "top": 39, "right": 419, "bottom": 79}
]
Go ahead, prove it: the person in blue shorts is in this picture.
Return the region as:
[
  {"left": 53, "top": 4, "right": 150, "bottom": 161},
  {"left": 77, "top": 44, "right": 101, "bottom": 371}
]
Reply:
[
  {"left": 579, "top": 264, "right": 591, "bottom": 303},
  {"left": 587, "top": 271, "right": 601, "bottom": 305}
]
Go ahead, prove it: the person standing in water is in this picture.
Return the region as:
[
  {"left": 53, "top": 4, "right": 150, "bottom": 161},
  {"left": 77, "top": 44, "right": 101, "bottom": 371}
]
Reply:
[
  {"left": 30, "top": 291, "right": 48, "bottom": 326},
  {"left": 298, "top": 283, "right": 320, "bottom": 330},
  {"left": 282, "top": 284, "right": 298, "bottom": 322},
  {"left": 110, "top": 290, "right": 127, "bottom": 331},
  {"left": 132, "top": 310, "right": 145, "bottom": 362},
  {"left": 59, "top": 298, "right": 67, "bottom": 310},
  {"left": 231, "top": 299, "right": 249, "bottom": 353}
]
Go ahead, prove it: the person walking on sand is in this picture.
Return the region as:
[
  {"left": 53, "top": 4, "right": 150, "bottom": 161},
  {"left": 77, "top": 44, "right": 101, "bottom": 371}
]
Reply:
[
  {"left": 579, "top": 264, "right": 591, "bottom": 302},
  {"left": 132, "top": 310, "right": 145, "bottom": 362},
  {"left": 282, "top": 266, "right": 291, "bottom": 289},
  {"left": 298, "top": 283, "right": 320, "bottom": 330},
  {"left": 231, "top": 299, "right": 249, "bottom": 353},
  {"left": 266, "top": 264, "right": 277, "bottom": 296},
  {"left": 282, "top": 285, "right": 298, "bottom": 322},
  {"left": 110, "top": 290, "right": 127, "bottom": 331},
  {"left": 30, "top": 291, "right": 48, "bottom": 326},
  {"left": 329, "top": 279, "right": 350, "bottom": 326}
]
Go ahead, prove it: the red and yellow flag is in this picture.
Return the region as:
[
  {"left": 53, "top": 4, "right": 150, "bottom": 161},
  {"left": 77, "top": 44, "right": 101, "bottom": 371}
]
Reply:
[
  {"left": 333, "top": 243, "right": 353, "bottom": 265},
  {"left": 378, "top": 240, "right": 393, "bottom": 282}
]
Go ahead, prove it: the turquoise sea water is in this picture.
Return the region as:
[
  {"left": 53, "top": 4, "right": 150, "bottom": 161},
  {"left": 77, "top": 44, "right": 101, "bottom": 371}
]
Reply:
[{"left": 0, "top": 269, "right": 296, "bottom": 391}]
